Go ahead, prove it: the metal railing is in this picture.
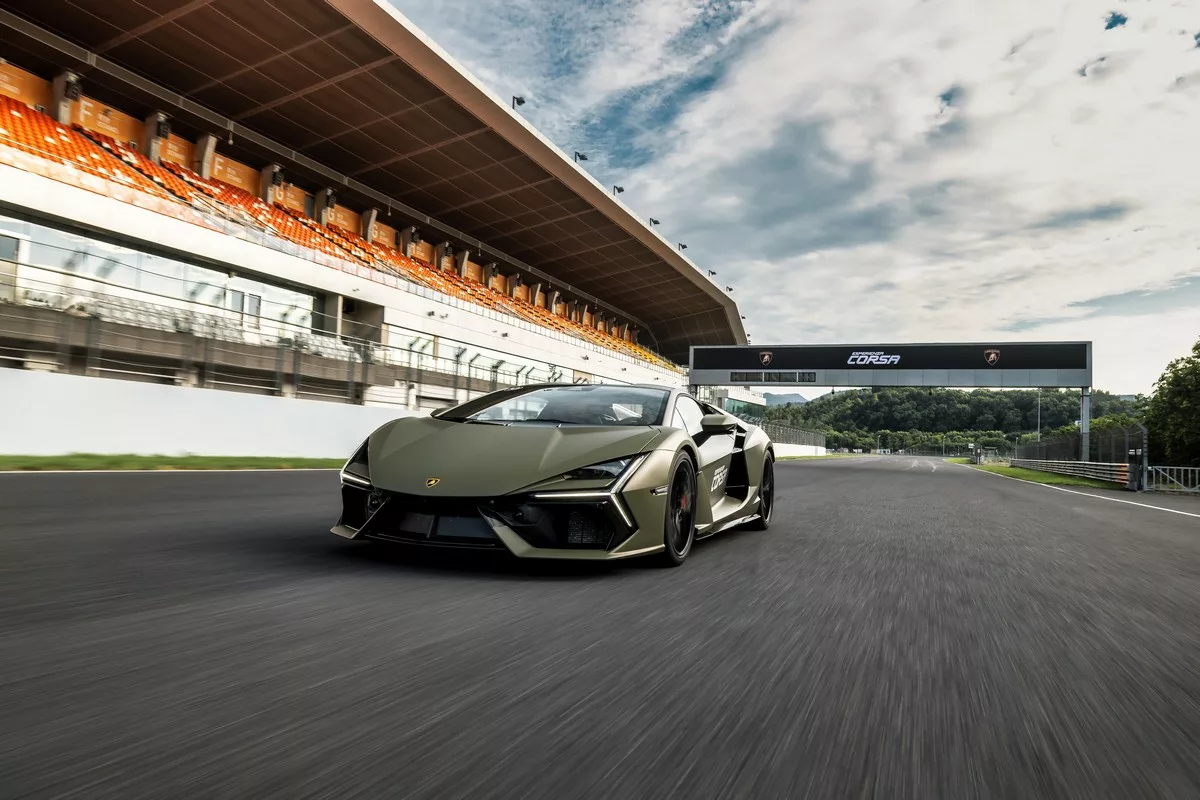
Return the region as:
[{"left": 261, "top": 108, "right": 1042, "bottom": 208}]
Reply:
[
  {"left": 1148, "top": 466, "right": 1200, "bottom": 494},
  {"left": 2, "top": 278, "right": 678, "bottom": 406},
  {"left": 1009, "top": 459, "right": 1131, "bottom": 486},
  {"left": 1015, "top": 425, "right": 1146, "bottom": 464},
  {"left": 741, "top": 419, "right": 826, "bottom": 449},
  {"left": 1, "top": 263, "right": 693, "bottom": 393}
]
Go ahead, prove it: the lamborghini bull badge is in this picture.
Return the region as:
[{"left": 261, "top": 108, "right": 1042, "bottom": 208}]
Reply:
[{"left": 984, "top": 349, "right": 1000, "bottom": 366}]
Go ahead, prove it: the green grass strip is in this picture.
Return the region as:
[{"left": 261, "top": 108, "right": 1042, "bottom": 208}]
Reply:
[
  {"left": 969, "top": 463, "right": 1120, "bottom": 490},
  {"left": 0, "top": 454, "right": 344, "bottom": 471}
]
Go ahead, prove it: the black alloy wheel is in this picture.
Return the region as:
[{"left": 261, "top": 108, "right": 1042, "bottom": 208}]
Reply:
[
  {"left": 748, "top": 452, "right": 774, "bottom": 530},
  {"left": 657, "top": 453, "right": 697, "bottom": 567}
]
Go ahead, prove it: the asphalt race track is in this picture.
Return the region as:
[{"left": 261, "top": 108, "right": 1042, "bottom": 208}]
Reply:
[{"left": 2, "top": 458, "right": 1198, "bottom": 799}]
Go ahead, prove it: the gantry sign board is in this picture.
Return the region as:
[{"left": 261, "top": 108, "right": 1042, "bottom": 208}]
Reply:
[{"left": 688, "top": 342, "right": 1092, "bottom": 389}]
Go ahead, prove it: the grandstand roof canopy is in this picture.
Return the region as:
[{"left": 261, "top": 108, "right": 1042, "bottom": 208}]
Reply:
[{"left": 0, "top": 0, "right": 747, "bottom": 362}]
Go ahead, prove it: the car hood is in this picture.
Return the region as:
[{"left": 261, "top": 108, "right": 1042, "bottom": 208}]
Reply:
[{"left": 366, "top": 416, "right": 668, "bottom": 496}]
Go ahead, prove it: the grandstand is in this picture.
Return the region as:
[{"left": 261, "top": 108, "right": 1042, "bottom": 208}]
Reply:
[{"left": 0, "top": 1, "right": 752, "bottom": 411}]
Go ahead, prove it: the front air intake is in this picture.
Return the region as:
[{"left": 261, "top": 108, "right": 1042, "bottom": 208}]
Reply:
[{"left": 565, "top": 509, "right": 615, "bottom": 547}]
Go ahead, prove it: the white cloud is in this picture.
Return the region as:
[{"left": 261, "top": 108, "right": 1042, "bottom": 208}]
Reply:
[
  {"left": 392, "top": 0, "right": 771, "bottom": 171},
  {"left": 393, "top": 0, "right": 1200, "bottom": 393}
]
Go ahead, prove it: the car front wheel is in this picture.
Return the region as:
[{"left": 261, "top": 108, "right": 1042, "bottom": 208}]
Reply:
[
  {"left": 656, "top": 452, "right": 697, "bottom": 567},
  {"left": 746, "top": 452, "right": 774, "bottom": 531}
]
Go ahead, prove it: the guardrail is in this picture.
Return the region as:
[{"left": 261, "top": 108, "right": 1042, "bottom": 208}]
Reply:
[
  {"left": 1148, "top": 466, "right": 1200, "bottom": 494},
  {"left": 1009, "top": 458, "right": 1130, "bottom": 486},
  {"left": 754, "top": 421, "right": 826, "bottom": 448}
]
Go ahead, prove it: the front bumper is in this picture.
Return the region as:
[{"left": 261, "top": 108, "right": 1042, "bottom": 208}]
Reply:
[{"left": 332, "top": 481, "right": 669, "bottom": 560}]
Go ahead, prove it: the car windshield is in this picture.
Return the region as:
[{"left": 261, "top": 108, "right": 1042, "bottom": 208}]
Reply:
[{"left": 438, "top": 385, "right": 671, "bottom": 426}]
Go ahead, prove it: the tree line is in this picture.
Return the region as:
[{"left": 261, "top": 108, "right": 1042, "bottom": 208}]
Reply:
[{"left": 763, "top": 336, "right": 1199, "bottom": 465}]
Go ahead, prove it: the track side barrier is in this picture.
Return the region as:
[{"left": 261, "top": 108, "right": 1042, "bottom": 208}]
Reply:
[{"left": 1009, "top": 459, "right": 1129, "bottom": 486}]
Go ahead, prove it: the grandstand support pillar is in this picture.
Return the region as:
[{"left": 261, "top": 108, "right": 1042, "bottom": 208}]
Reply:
[
  {"left": 176, "top": 364, "right": 201, "bottom": 388},
  {"left": 193, "top": 134, "right": 218, "bottom": 179},
  {"left": 400, "top": 226, "right": 419, "bottom": 258},
  {"left": 360, "top": 208, "right": 378, "bottom": 243},
  {"left": 506, "top": 274, "right": 521, "bottom": 298},
  {"left": 630, "top": 328, "right": 640, "bottom": 344},
  {"left": 618, "top": 322, "right": 629, "bottom": 340},
  {"left": 274, "top": 342, "right": 287, "bottom": 396},
  {"left": 259, "top": 164, "right": 284, "bottom": 205},
  {"left": 50, "top": 71, "right": 81, "bottom": 125},
  {"left": 529, "top": 283, "right": 542, "bottom": 306},
  {"left": 141, "top": 112, "right": 170, "bottom": 164},
  {"left": 549, "top": 290, "right": 562, "bottom": 313},
  {"left": 1080, "top": 387, "right": 1092, "bottom": 461},
  {"left": 567, "top": 300, "right": 579, "bottom": 322},
  {"left": 482, "top": 263, "right": 498, "bottom": 286},
  {"left": 433, "top": 242, "right": 453, "bottom": 271},
  {"left": 455, "top": 250, "right": 471, "bottom": 277},
  {"left": 23, "top": 351, "right": 57, "bottom": 372},
  {"left": 314, "top": 188, "right": 337, "bottom": 226}
]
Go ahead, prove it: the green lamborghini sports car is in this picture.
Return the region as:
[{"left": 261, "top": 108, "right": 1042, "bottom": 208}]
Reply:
[{"left": 332, "top": 383, "right": 776, "bottom": 566}]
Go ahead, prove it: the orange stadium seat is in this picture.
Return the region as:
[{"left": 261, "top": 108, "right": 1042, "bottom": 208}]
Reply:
[
  {"left": 74, "top": 127, "right": 194, "bottom": 202},
  {"left": 0, "top": 96, "right": 170, "bottom": 201}
]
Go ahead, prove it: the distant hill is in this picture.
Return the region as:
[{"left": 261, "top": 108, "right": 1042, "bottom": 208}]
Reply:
[
  {"left": 764, "top": 392, "right": 808, "bottom": 407},
  {"left": 766, "top": 386, "right": 1137, "bottom": 434}
]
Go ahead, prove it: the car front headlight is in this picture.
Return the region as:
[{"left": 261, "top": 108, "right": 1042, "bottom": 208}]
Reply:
[
  {"left": 561, "top": 456, "right": 637, "bottom": 483},
  {"left": 340, "top": 440, "right": 372, "bottom": 487}
]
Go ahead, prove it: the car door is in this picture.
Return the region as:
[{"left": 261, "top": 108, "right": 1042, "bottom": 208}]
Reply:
[{"left": 672, "top": 395, "right": 737, "bottom": 527}]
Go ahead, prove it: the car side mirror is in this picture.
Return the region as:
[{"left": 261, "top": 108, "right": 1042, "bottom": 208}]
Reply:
[{"left": 700, "top": 413, "right": 737, "bottom": 434}]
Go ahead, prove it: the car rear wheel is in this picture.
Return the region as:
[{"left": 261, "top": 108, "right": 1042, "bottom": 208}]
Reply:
[
  {"left": 746, "top": 452, "right": 774, "bottom": 531},
  {"left": 656, "top": 452, "right": 697, "bottom": 567}
]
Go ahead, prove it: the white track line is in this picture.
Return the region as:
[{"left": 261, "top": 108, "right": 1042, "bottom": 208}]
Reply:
[
  {"left": 0, "top": 468, "right": 339, "bottom": 475},
  {"left": 957, "top": 464, "right": 1200, "bottom": 519}
]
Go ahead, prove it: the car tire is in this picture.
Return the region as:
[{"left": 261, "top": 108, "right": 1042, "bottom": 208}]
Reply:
[
  {"left": 656, "top": 451, "right": 697, "bottom": 567},
  {"left": 746, "top": 452, "right": 774, "bottom": 531}
]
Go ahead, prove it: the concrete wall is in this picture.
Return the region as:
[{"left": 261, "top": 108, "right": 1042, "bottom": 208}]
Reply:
[
  {"left": 0, "top": 369, "right": 418, "bottom": 458},
  {"left": 775, "top": 444, "right": 826, "bottom": 458}
]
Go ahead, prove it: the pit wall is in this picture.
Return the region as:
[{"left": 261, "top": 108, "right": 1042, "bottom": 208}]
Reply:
[
  {"left": 774, "top": 444, "right": 827, "bottom": 458},
  {"left": 0, "top": 369, "right": 417, "bottom": 458}
]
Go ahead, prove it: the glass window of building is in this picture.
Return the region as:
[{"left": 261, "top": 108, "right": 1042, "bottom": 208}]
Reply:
[
  {"left": 3, "top": 215, "right": 320, "bottom": 337},
  {"left": 246, "top": 294, "right": 262, "bottom": 328},
  {"left": 0, "top": 235, "right": 18, "bottom": 262}
]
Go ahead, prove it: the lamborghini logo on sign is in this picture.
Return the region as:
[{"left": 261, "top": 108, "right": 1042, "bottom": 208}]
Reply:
[
  {"left": 759, "top": 351, "right": 773, "bottom": 366},
  {"left": 425, "top": 477, "right": 441, "bottom": 487},
  {"left": 984, "top": 349, "right": 1000, "bottom": 366}
]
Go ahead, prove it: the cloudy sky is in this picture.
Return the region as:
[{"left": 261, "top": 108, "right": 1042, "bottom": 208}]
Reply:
[{"left": 391, "top": 0, "right": 1200, "bottom": 395}]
